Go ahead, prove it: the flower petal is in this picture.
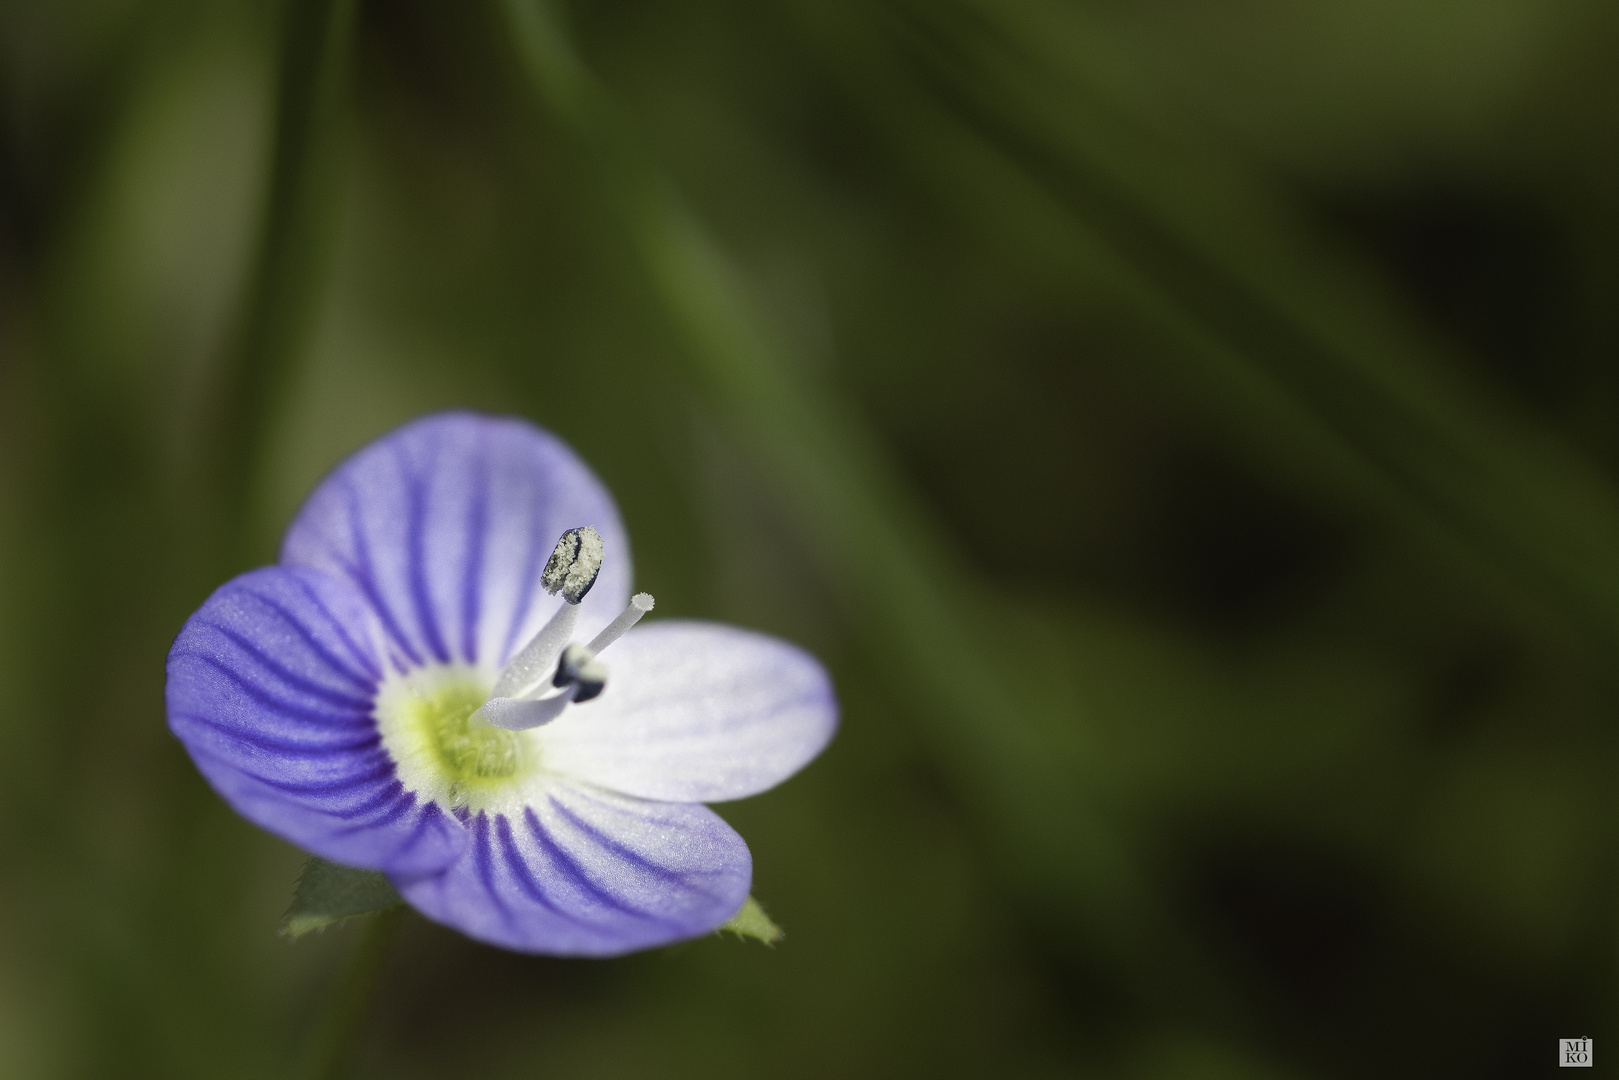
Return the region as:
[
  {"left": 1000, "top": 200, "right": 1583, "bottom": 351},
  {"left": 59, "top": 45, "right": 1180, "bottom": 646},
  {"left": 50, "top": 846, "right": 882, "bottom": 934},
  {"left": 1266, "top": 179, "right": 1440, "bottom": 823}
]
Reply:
[
  {"left": 393, "top": 781, "right": 751, "bottom": 955},
  {"left": 279, "top": 412, "right": 631, "bottom": 676},
  {"left": 535, "top": 621, "right": 837, "bottom": 802},
  {"left": 165, "top": 566, "right": 466, "bottom": 877}
]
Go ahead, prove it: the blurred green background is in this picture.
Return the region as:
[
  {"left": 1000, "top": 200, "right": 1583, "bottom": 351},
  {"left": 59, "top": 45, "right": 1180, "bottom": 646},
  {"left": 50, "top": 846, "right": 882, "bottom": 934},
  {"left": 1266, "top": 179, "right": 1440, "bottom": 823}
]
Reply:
[{"left": 1, "top": 0, "right": 1616, "bottom": 1076}]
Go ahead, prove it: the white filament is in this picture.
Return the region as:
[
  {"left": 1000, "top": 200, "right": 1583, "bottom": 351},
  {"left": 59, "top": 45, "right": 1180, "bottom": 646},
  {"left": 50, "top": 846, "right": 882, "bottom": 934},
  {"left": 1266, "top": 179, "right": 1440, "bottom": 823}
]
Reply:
[{"left": 490, "top": 602, "right": 578, "bottom": 700}]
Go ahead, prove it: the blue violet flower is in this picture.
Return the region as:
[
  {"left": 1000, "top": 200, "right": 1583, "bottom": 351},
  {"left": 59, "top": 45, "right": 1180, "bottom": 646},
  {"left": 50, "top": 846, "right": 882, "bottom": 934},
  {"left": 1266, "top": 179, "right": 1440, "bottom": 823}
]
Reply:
[{"left": 166, "top": 412, "right": 837, "bottom": 955}]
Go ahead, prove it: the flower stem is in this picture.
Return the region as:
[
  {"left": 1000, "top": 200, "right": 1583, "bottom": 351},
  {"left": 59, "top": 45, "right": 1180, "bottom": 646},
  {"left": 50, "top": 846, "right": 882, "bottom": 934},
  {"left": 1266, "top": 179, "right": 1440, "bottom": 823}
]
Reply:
[{"left": 301, "top": 907, "right": 402, "bottom": 1080}]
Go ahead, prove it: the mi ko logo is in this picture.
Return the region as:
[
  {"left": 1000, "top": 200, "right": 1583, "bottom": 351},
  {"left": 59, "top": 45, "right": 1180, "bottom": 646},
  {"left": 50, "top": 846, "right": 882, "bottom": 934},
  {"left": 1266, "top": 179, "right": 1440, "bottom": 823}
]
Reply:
[{"left": 1561, "top": 1038, "right": 1592, "bottom": 1068}]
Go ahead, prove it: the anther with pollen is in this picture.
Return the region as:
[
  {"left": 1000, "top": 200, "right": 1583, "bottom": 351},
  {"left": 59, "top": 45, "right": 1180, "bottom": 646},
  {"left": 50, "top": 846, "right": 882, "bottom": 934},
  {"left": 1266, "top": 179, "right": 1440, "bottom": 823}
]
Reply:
[
  {"left": 491, "top": 526, "right": 604, "bottom": 699},
  {"left": 541, "top": 526, "right": 604, "bottom": 604},
  {"left": 473, "top": 530, "right": 656, "bottom": 730}
]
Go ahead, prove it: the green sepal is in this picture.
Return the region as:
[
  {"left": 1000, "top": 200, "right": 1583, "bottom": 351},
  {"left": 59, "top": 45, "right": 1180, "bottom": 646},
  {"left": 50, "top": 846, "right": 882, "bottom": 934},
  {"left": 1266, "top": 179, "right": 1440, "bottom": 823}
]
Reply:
[
  {"left": 280, "top": 856, "right": 404, "bottom": 938},
  {"left": 719, "top": 895, "right": 783, "bottom": 945}
]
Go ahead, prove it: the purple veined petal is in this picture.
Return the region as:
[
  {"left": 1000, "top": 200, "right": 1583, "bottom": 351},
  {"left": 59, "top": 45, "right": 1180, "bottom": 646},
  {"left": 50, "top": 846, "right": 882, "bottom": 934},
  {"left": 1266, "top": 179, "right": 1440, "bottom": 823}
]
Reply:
[
  {"left": 394, "top": 780, "right": 752, "bottom": 956},
  {"left": 166, "top": 565, "right": 466, "bottom": 877},
  {"left": 534, "top": 621, "right": 838, "bottom": 802},
  {"left": 279, "top": 412, "right": 631, "bottom": 675}
]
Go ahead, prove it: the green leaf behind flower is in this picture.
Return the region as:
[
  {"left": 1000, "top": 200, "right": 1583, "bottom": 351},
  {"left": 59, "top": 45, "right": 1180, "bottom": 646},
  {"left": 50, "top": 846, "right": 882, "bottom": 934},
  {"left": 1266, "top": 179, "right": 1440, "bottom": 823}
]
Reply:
[
  {"left": 280, "top": 856, "right": 403, "bottom": 938},
  {"left": 720, "top": 896, "right": 784, "bottom": 945}
]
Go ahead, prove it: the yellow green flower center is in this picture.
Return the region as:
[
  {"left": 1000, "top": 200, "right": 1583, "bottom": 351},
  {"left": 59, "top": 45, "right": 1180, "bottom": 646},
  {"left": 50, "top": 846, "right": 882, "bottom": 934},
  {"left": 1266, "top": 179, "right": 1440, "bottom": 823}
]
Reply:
[
  {"left": 374, "top": 666, "right": 533, "bottom": 809},
  {"left": 405, "top": 682, "right": 520, "bottom": 783}
]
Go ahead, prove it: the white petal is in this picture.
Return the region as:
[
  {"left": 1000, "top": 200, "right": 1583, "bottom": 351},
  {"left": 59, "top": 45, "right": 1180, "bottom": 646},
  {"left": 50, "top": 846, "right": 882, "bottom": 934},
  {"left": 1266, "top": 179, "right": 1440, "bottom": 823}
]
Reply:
[{"left": 535, "top": 620, "right": 837, "bottom": 801}]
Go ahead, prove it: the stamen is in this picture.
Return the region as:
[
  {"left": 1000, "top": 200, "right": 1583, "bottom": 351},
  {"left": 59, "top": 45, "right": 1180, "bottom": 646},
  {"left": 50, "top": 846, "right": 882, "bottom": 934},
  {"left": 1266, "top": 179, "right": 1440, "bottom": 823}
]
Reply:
[
  {"left": 541, "top": 526, "right": 604, "bottom": 605},
  {"left": 552, "top": 642, "right": 608, "bottom": 702},
  {"left": 489, "top": 601, "right": 578, "bottom": 700},
  {"left": 477, "top": 531, "right": 641, "bottom": 730},
  {"left": 587, "top": 593, "right": 654, "bottom": 653}
]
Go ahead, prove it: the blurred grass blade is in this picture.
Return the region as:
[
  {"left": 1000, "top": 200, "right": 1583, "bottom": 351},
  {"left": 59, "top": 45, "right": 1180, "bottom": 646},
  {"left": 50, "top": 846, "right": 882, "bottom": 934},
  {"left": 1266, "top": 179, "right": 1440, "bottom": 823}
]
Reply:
[
  {"left": 877, "top": 0, "right": 1619, "bottom": 650},
  {"left": 209, "top": 0, "right": 358, "bottom": 559},
  {"left": 498, "top": 0, "right": 1194, "bottom": 984}
]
